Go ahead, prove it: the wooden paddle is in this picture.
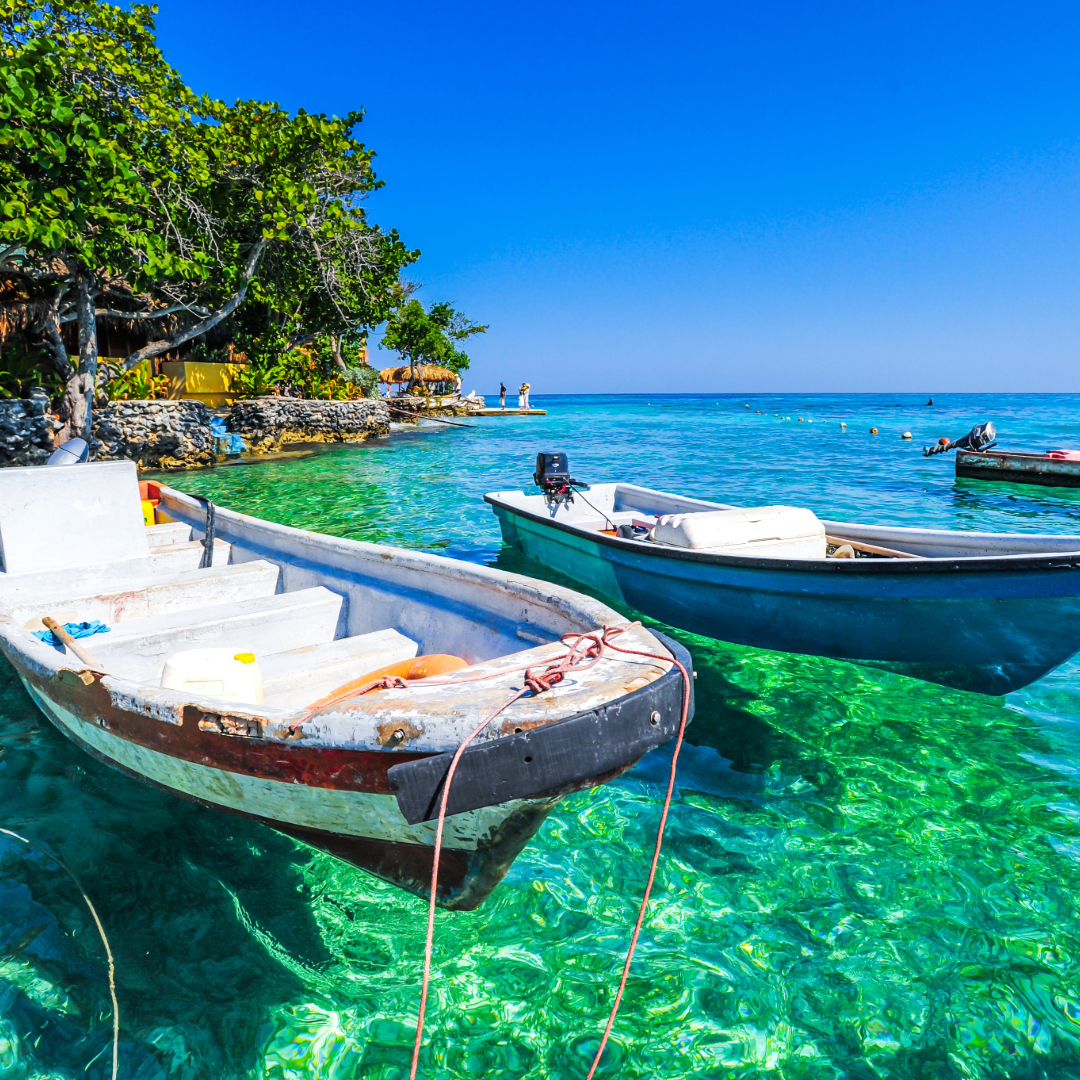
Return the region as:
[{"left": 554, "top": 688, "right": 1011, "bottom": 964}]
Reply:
[
  {"left": 825, "top": 535, "right": 923, "bottom": 559},
  {"left": 42, "top": 617, "right": 106, "bottom": 672}
]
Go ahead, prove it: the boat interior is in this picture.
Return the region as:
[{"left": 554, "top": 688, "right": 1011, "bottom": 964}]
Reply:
[
  {"left": 492, "top": 482, "right": 1080, "bottom": 560},
  {"left": 0, "top": 462, "right": 609, "bottom": 717}
]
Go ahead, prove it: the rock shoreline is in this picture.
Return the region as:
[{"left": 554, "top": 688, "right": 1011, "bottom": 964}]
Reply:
[
  {"left": 0, "top": 395, "right": 64, "bottom": 466},
  {"left": 95, "top": 400, "right": 217, "bottom": 469},
  {"left": 228, "top": 398, "right": 389, "bottom": 456},
  {"left": 0, "top": 396, "right": 394, "bottom": 470}
]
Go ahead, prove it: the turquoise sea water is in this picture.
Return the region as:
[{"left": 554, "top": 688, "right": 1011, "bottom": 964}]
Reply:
[{"left": 3, "top": 393, "right": 1080, "bottom": 1078}]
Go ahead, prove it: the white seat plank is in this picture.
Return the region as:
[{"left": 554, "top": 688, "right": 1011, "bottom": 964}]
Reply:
[
  {"left": 5, "top": 560, "right": 280, "bottom": 627},
  {"left": 0, "top": 540, "right": 232, "bottom": 607},
  {"left": 145, "top": 522, "right": 192, "bottom": 549},
  {"left": 89, "top": 586, "right": 344, "bottom": 684}
]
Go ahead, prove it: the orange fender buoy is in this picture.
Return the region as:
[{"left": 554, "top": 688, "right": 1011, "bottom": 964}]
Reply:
[
  {"left": 870, "top": 427, "right": 878, "bottom": 434},
  {"left": 308, "top": 654, "right": 469, "bottom": 709}
]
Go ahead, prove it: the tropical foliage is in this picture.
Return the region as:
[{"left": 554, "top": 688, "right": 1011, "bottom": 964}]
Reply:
[
  {"left": 226, "top": 333, "right": 379, "bottom": 400},
  {"left": 0, "top": 341, "right": 62, "bottom": 398},
  {"left": 0, "top": 0, "right": 417, "bottom": 438},
  {"left": 380, "top": 300, "right": 487, "bottom": 388},
  {"left": 341, "top": 365, "right": 380, "bottom": 398},
  {"left": 100, "top": 360, "right": 169, "bottom": 401}
]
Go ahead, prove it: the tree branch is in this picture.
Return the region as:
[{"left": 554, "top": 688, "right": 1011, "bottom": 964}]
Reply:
[
  {"left": 96, "top": 302, "right": 210, "bottom": 321},
  {"left": 121, "top": 239, "right": 269, "bottom": 369}
]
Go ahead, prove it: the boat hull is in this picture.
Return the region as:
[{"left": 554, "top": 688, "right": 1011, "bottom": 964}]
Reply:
[
  {"left": 490, "top": 503, "right": 1080, "bottom": 695},
  {"left": 5, "top": 630, "right": 691, "bottom": 908},
  {"left": 956, "top": 449, "right": 1080, "bottom": 488},
  {"left": 12, "top": 660, "right": 554, "bottom": 909}
]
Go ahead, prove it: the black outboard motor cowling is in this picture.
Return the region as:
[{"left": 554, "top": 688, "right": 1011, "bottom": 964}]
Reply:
[
  {"left": 533, "top": 451, "right": 572, "bottom": 489},
  {"left": 534, "top": 452, "right": 588, "bottom": 508},
  {"left": 955, "top": 421, "right": 996, "bottom": 452}
]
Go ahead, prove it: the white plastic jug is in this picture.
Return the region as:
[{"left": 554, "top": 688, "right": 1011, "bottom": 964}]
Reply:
[{"left": 160, "top": 648, "right": 264, "bottom": 705}]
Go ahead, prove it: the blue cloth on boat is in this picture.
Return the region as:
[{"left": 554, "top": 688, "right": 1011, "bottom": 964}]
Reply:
[{"left": 32, "top": 621, "right": 111, "bottom": 649}]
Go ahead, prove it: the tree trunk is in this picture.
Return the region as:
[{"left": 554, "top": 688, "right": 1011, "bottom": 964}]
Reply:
[
  {"left": 59, "top": 270, "right": 97, "bottom": 445},
  {"left": 330, "top": 334, "right": 346, "bottom": 371},
  {"left": 36, "top": 310, "right": 74, "bottom": 384}
]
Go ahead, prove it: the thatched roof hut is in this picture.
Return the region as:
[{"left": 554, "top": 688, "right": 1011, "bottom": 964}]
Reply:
[{"left": 379, "top": 364, "right": 459, "bottom": 385}]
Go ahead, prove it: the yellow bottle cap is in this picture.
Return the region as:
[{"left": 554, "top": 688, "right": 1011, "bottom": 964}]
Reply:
[{"left": 234, "top": 652, "right": 255, "bottom": 664}]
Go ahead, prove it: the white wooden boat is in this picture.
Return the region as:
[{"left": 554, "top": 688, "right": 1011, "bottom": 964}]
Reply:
[
  {"left": 0, "top": 462, "right": 691, "bottom": 909},
  {"left": 486, "top": 463, "right": 1080, "bottom": 695}
]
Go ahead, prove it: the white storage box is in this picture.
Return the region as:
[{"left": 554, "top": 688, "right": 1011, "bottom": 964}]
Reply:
[
  {"left": 160, "top": 648, "right": 264, "bottom": 705},
  {"left": 652, "top": 506, "right": 826, "bottom": 559}
]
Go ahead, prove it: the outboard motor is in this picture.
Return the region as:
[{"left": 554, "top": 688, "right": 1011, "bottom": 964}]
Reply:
[
  {"left": 923, "top": 421, "right": 996, "bottom": 457},
  {"left": 46, "top": 437, "right": 89, "bottom": 466},
  {"left": 955, "top": 421, "right": 996, "bottom": 452},
  {"left": 533, "top": 452, "right": 588, "bottom": 509}
]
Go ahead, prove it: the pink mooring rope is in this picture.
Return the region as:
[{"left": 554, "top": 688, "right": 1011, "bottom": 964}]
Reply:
[{"left": 405, "top": 625, "right": 692, "bottom": 1080}]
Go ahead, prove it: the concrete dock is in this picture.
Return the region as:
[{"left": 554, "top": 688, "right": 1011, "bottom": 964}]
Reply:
[{"left": 475, "top": 408, "right": 547, "bottom": 416}]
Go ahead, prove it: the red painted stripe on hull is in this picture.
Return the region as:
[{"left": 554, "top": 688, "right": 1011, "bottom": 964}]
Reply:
[
  {"left": 40, "top": 667, "right": 431, "bottom": 794},
  {"left": 17, "top": 664, "right": 559, "bottom": 908}
]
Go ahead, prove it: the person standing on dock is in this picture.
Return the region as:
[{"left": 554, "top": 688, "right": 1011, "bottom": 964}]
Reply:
[
  {"left": 500, "top": 382, "right": 507, "bottom": 409},
  {"left": 520, "top": 382, "right": 531, "bottom": 411}
]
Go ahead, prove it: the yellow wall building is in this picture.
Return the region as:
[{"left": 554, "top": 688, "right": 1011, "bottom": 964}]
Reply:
[{"left": 161, "top": 361, "right": 246, "bottom": 408}]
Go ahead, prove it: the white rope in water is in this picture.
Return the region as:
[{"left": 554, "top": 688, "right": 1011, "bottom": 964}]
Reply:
[{"left": 0, "top": 828, "right": 119, "bottom": 1080}]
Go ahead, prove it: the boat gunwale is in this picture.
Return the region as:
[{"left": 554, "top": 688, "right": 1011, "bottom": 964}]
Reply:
[
  {"left": 485, "top": 491, "right": 1080, "bottom": 575},
  {"left": 957, "top": 448, "right": 1080, "bottom": 464}
]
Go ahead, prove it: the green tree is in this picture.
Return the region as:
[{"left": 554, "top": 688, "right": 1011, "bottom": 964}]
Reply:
[
  {"left": 380, "top": 299, "right": 487, "bottom": 390},
  {"left": 0, "top": 0, "right": 208, "bottom": 438},
  {"left": 0, "top": 0, "right": 415, "bottom": 442}
]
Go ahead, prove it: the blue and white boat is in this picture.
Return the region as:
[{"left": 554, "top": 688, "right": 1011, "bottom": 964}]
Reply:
[{"left": 485, "top": 460, "right": 1080, "bottom": 695}]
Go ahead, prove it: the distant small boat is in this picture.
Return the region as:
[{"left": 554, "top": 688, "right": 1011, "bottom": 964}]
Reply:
[
  {"left": 0, "top": 461, "right": 691, "bottom": 909},
  {"left": 956, "top": 448, "right": 1080, "bottom": 488},
  {"left": 486, "top": 458, "right": 1080, "bottom": 695}
]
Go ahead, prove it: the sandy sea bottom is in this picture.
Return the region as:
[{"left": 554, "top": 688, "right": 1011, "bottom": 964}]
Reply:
[{"left": 1, "top": 393, "right": 1080, "bottom": 1078}]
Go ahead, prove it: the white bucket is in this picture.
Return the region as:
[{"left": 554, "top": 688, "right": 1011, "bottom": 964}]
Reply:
[{"left": 160, "top": 648, "right": 264, "bottom": 705}]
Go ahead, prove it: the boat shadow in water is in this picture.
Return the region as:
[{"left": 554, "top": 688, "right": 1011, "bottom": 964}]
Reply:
[{"left": 0, "top": 654, "right": 337, "bottom": 1078}]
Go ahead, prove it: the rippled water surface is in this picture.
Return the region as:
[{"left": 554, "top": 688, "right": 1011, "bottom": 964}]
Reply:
[{"left": 3, "top": 393, "right": 1080, "bottom": 1078}]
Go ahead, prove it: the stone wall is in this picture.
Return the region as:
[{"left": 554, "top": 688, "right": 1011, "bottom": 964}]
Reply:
[
  {"left": 227, "top": 397, "right": 390, "bottom": 454},
  {"left": 0, "top": 395, "right": 63, "bottom": 466},
  {"left": 93, "top": 400, "right": 216, "bottom": 470},
  {"left": 2, "top": 395, "right": 392, "bottom": 470}
]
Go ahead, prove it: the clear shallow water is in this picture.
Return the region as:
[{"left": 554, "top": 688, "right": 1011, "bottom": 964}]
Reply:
[{"left": 3, "top": 394, "right": 1080, "bottom": 1078}]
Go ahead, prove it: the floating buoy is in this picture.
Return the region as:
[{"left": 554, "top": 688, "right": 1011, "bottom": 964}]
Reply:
[
  {"left": 798, "top": 417, "right": 803, "bottom": 422},
  {"left": 870, "top": 427, "right": 878, "bottom": 434},
  {"left": 745, "top": 404, "right": 750, "bottom": 408},
  {"left": 902, "top": 431, "right": 912, "bottom": 439},
  {"left": 840, "top": 422, "right": 847, "bottom": 428},
  {"left": 938, "top": 436, "right": 949, "bottom": 446}
]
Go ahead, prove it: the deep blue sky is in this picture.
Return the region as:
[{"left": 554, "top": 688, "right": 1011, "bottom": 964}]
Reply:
[{"left": 157, "top": 2, "right": 1080, "bottom": 393}]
